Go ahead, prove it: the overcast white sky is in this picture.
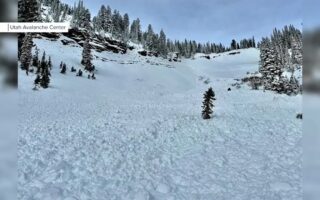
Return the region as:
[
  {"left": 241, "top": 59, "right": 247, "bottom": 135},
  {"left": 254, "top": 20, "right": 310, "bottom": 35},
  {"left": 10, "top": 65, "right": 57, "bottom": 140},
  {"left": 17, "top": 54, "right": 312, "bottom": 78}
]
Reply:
[{"left": 62, "top": 0, "right": 303, "bottom": 45}]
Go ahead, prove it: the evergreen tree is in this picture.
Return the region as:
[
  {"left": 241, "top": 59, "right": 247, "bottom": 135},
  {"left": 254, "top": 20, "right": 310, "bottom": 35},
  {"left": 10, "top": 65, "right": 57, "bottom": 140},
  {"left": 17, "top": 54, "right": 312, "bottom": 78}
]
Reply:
[
  {"left": 52, "top": 1, "right": 62, "bottom": 22},
  {"left": 252, "top": 36, "right": 256, "bottom": 48},
  {"left": 40, "top": 51, "right": 46, "bottom": 73},
  {"left": 76, "top": 69, "right": 83, "bottom": 76},
  {"left": 96, "top": 5, "right": 112, "bottom": 32},
  {"left": 37, "top": 52, "right": 51, "bottom": 88},
  {"left": 258, "top": 25, "right": 302, "bottom": 95},
  {"left": 71, "top": 0, "right": 91, "bottom": 28},
  {"left": 80, "top": 16, "right": 94, "bottom": 71},
  {"left": 130, "top": 19, "right": 141, "bottom": 42},
  {"left": 105, "top": 6, "right": 113, "bottom": 32},
  {"left": 36, "top": 60, "right": 41, "bottom": 74},
  {"left": 33, "top": 74, "right": 41, "bottom": 89},
  {"left": 20, "top": 33, "right": 33, "bottom": 74},
  {"left": 48, "top": 56, "right": 52, "bottom": 70},
  {"left": 81, "top": 37, "right": 93, "bottom": 72},
  {"left": 122, "top": 13, "right": 130, "bottom": 40},
  {"left": 202, "top": 87, "right": 216, "bottom": 119},
  {"left": 145, "top": 24, "right": 155, "bottom": 51},
  {"left": 291, "top": 35, "right": 303, "bottom": 67},
  {"left": 111, "top": 10, "right": 122, "bottom": 38},
  {"left": 96, "top": 5, "right": 107, "bottom": 30},
  {"left": 40, "top": 65, "right": 50, "bottom": 88},
  {"left": 231, "top": 39, "right": 237, "bottom": 50},
  {"left": 18, "top": 0, "right": 40, "bottom": 22},
  {"left": 61, "top": 63, "right": 67, "bottom": 74},
  {"left": 32, "top": 46, "right": 39, "bottom": 67},
  {"left": 259, "top": 37, "right": 279, "bottom": 89}
]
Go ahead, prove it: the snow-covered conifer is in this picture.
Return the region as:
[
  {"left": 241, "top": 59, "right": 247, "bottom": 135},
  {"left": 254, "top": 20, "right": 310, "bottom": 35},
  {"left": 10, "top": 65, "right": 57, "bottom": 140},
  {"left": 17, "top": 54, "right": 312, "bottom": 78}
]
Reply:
[
  {"left": 48, "top": 56, "right": 52, "bottom": 70},
  {"left": 32, "top": 46, "right": 39, "bottom": 68},
  {"left": 202, "top": 87, "right": 216, "bottom": 119},
  {"left": 61, "top": 63, "right": 67, "bottom": 74},
  {"left": 20, "top": 34, "right": 33, "bottom": 74},
  {"left": 81, "top": 37, "right": 93, "bottom": 72}
]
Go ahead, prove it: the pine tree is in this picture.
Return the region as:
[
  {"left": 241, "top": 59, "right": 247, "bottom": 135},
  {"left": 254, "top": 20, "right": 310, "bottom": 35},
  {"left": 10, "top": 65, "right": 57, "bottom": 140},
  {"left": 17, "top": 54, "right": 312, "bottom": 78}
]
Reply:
[
  {"left": 291, "top": 35, "right": 302, "bottom": 67},
  {"left": 130, "top": 18, "right": 142, "bottom": 42},
  {"left": 36, "top": 60, "right": 41, "bottom": 74},
  {"left": 81, "top": 37, "right": 93, "bottom": 72},
  {"left": 40, "top": 65, "right": 50, "bottom": 88},
  {"left": 159, "top": 29, "right": 167, "bottom": 57},
  {"left": 61, "top": 63, "right": 67, "bottom": 74},
  {"left": 48, "top": 56, "right": 52, "bottom": 70},
  {"left": 38, "top": 52, "right": 51, "bottom": 89},
  {"left": 71, "top": 0, "right": 91, "bottom": 28},
  {"left": 202, "top": 87, "right": 216, "bottom": 119},
  {"left": 231, "top": 39, "right": 237, "bottom": 50},
  {"left": 81, "top": 17, "right": 94, "bottom": 72},
  {"left": 76, "top": 69, "right": 83, "bottom": 76},
  {"left": 96, "top": 5, "right": 112, "bottom": 32},
  {"left": 106, "top": 6, "right": 113, "bottom": 32},
  {"left": 20, "top": 33, "right": 33, "bottom": 74},
  {"left": 259, "top": 37, "right": 280, "bottom": 88},
  {"left": 32, "top": 46, "right": 39, "bottom": 67},
  {"left": 146, "top": 24, "right": 155, "bottom": 51},
  {"left": 252, "top": 36, "right": 256, "bottom": 48},
  {"left": 33, "top": 74, "right": 41, "bottom": 90},
  {"left": 18, "top": 0, "right": 40, "bottom": 22},
  {"left": 288, "top": 72, "right": 300, "bottom": 95},
  {"left": 258, "top": 25, "right": 302, "bottom": 95},
  {"left": 111, "top": 10, "right": 122, "bottom": 38},
  {"left": 122, "top": 13, "right": 130, "bottom": 41},
  {"left": 53, "top": 2, "right": 61, "bottom": 22},
  {"left": 40, "top": 51, "right": 47, "bottom": 73}
]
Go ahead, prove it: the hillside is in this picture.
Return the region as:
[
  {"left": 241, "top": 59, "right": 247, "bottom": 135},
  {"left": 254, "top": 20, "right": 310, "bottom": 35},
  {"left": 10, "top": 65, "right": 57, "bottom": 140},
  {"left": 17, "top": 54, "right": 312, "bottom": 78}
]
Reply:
[{"left": 18, "top": 34, "right": 302, "bottom": 200}]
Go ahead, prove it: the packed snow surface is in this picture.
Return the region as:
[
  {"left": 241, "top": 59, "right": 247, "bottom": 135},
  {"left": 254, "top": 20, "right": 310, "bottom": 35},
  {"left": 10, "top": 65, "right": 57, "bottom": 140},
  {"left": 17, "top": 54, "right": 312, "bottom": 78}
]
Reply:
[{"left": 18, "top": 37, "right": 302, "bottom": 200}]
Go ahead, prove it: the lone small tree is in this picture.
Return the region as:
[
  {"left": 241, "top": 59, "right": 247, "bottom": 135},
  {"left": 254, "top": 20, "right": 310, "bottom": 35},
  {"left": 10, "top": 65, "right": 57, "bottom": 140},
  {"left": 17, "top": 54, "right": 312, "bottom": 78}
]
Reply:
[
  {"left": 202, "top": 87, "right": 216, "bottom": 119},
  {"left": 60, "top": 63, "right": 67, "bottom": 74}
]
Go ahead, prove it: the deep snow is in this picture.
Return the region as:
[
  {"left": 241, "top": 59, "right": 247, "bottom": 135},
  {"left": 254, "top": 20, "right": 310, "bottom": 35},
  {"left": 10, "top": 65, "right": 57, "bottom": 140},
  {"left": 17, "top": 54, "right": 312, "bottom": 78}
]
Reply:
[{"left": 18, "top": 36, "right": 302, "bottom": 200}]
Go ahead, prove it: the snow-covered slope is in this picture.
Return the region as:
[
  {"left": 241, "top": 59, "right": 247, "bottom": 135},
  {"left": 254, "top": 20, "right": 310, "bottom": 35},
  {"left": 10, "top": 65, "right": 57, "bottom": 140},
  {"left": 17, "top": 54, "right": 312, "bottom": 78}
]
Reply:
[{"left": 18, "top": 37, "right": 302, "bottom": 200}]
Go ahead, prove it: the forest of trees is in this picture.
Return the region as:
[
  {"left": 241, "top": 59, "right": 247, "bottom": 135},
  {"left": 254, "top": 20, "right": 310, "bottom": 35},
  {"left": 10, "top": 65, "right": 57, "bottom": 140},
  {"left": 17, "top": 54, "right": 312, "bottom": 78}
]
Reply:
[
  {"left": 18, "top": 0, "right": 301, "bottom": 68},
  {"left": 18, "top": 0, "right": 302, "bottom": 96},
  {"left": 258, "top": 25, "right": 302, "bottom": 95},
  {"left": 29, "top": 0, "right": 257, "bottom": 58}
]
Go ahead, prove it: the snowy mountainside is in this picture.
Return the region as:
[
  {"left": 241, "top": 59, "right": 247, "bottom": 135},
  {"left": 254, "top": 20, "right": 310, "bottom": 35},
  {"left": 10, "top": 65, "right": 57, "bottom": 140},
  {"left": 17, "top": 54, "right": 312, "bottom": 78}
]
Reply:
[{"left": 18, "top": 35, "right": 302, "bottom": 200}]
